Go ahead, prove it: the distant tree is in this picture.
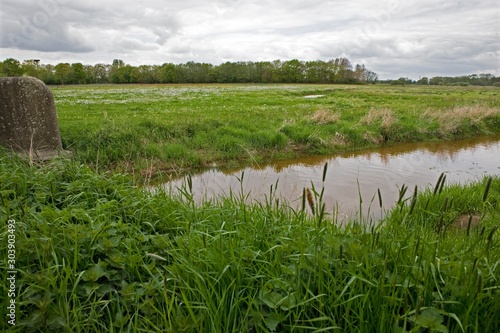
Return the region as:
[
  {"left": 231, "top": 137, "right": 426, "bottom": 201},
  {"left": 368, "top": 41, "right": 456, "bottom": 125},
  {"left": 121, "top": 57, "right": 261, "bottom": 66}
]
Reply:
[
  {"left": 109, "top": 59, "right": 125, "bottom": 82},
  {"left": 132, "top": 65, "right": 156, "bottom": 83},
  {"left": 158, "top": 63, "right": 177, "bottom": 83},
  {"left": 112, "top": 59, "right": 125, "bottom": 68},
  {"left": 39, "top": 64, "right": 56, "bottom": 84},
  {"left": 282, "top": 59, "right": 305, "bottom": 83},
  {"left": 364, "top": 69, "right": 378, "bottom": 83},
  {"left": 271, "top": 60, "right": 283, "bottom": 83},
  {"left": 353, "top": 64, "right": 366, "bottom": 82},
  {"left": 178, "top": 61, "right": 213, "bottom": 83},
  {"left": 305, "top": 60, "right": 321, "bottom": 83},
  {"left": 429, "top": 76, "right": 445, "bottom": 85},
  {"left": 215, "top": 62, "right": 237, "bottom": 83},
  {"left": 112, "top": 65, "right": 134, "bottom": 83},
  {"left": 83, "top": 64, "right": 108, "bottom": 84},
  {"left": 397, "top": 77, "right": 414, "bottom": 84},
  {"left": 336, "top": 58, "right": 353, "bottom": 82},
  {"left": 54, "top": 63, "right": 71, "bottom": 84},
  {"left": 390, "top": 78, "right": 406, "bottom": 85},
  {"left": 21, "top": 60, "right": 41, "bottom": 78},
  {"left": 417, "top": 77, "right": 429, "bottom": 85},
  {"left": 1, "top": 58, "right": 23, "bottom": 76},
  {"left": 71, "top": 63, "right": 87, "bottom": 84},
  {"left": 256, "top": 61, "right": 274, "bottom": 83}
]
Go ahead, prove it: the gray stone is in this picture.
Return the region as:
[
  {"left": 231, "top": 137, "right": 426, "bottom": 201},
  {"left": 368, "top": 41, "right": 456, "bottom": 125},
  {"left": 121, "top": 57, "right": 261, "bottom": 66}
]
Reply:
[{"left": 0, "top": 76, "right": 63, "bottom": 159}]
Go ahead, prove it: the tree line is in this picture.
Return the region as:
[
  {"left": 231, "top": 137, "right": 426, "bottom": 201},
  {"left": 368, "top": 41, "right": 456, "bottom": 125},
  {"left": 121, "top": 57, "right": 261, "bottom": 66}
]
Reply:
[
  {"left": 0, "top": 58, "right": 378, "bottom": 85},
  {"left": 383, "top": 74, "right": 500, "bottom": 86},
  {"left": 2, "top": 57, "right": 498, "bottom": 86}
]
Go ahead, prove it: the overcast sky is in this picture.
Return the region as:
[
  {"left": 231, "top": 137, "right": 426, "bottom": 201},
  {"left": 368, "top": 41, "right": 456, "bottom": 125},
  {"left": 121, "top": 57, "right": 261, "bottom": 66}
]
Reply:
[{"left": 1, "top": 0, "right": 499, "bottom": 79}]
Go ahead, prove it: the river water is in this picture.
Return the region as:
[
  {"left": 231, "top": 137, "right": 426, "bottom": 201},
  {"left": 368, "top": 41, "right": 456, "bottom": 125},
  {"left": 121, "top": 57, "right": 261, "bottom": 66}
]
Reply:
[{"left": 163, "top": 136, "right": 500, "bottom": 221}]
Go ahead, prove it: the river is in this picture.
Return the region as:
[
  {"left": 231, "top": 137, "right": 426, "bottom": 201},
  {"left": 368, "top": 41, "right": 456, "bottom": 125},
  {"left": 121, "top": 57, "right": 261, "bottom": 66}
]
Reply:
[{"left": 163, "top": 136, "right": 500, "bottom": 221}]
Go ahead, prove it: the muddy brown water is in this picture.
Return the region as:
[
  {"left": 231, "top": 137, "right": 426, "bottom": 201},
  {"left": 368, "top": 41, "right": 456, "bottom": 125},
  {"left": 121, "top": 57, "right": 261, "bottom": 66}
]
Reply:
[{"left": 163, "top": 136, "right": 500, "bottom": 221}]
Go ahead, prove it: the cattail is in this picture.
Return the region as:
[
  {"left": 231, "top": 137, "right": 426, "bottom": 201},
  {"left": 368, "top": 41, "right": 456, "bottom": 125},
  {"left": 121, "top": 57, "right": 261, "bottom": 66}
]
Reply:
[
  {"left": 485, "top": 226, "right": 498, "bottom": 258},
  {"left": 482, "top": 176, "right": 492, "bottom": 203},
  {"left": 306, "top": 187, "right": 315, "bottom": 214},
  {"left": 377, "top": 188, "right": 383, "bottom": 209},
  {"left": 433, "top": 172, "right": 445, "bottom": 196},
  {"left": 322, "top": 162, "right": 328, "bottom": 183}
]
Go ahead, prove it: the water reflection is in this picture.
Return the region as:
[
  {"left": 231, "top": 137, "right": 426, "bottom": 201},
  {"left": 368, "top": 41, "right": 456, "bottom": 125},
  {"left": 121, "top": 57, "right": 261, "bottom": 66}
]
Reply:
[{"left": 163, "top": 136, "right": 500, "bottom": 222}]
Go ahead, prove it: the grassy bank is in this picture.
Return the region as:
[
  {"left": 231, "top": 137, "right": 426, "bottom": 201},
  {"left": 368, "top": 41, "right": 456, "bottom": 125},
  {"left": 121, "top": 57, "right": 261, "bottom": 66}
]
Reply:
[
  {"left": 53, "top": 84, "right": 500, "bottom": 180},
  {"left": 1, "top": 152, "right": 499, "bottom": 332}
]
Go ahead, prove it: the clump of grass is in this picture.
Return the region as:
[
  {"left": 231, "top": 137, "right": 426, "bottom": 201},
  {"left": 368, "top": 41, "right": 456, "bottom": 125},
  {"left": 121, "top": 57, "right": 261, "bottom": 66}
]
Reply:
[
  {"left": 308, "top": 109, "right": 341, "bottom": 125},
  {"left": 359, "top": 108, "right": 399, "bottom": 144},
  {"left": 332, "top": 131, "right": 349, "bottom": 146},
  {"left": 359, "top": 107, "right": 398, "bottom": 130},
  {"left": 385, "top": 174, "right": 499, "bottom": 233},
  {"left": 362, "top": 132, "right": 385, "bottom": 145},
  {"left": 422, "top": 104, "right": 500, "bottom": 135}
]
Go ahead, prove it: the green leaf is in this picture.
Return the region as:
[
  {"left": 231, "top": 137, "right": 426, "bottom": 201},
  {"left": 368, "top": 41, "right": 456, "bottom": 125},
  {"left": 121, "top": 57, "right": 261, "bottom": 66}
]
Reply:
[
  {"left": 259, "top": 290, "right": 283, "bottom": 309},
  {"left": 280, "top": 292, "right": 298, "bottom": 311},
  {"left": 82, "top": 262, "right": 108, "bottom": 282},
  {"left": 264, "top": 313, "right": 281, "bottom": 332},
  {"left": 414, "top": 308, "right": 448, "bottom": 333}
]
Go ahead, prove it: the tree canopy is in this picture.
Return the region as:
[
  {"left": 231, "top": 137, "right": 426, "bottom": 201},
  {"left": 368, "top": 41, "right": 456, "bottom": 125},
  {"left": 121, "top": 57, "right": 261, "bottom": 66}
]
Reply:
[
  {"left": 2, "top": 57, "right": 498, "bottom": 86},
  {"left": 0, "top": 57, "right": 378, "bottom": 85}
]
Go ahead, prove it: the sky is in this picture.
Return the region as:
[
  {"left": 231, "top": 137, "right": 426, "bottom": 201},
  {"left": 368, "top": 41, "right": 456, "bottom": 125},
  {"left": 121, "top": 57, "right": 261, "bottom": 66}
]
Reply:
[{"left": 0, "top": 0, "right": 499, "bottom": 80}]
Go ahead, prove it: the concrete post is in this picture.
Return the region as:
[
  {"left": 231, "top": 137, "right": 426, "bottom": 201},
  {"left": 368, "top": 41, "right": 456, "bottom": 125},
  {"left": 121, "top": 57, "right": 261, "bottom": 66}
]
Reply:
[{"left": 0, "top": 76, "right": 63, "bottom": 159}]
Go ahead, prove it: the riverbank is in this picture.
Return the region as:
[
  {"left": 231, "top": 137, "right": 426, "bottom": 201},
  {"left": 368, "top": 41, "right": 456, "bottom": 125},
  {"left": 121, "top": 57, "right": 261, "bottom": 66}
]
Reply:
[
  {"left": 0, "top": 151, "right": 498, "bottom": 332},
  {"left": 53, "top": 84, "right": 500, "bottom": 182}
]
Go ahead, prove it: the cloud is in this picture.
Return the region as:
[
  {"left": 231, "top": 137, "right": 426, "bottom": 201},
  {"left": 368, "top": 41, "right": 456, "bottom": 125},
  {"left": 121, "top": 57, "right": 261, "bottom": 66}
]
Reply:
[
  {"left": 0, "top": 0, "right": 180, "bottom": 53},
  {"left": 0, "top": 0, "right": 96, "bottom": 52},
  {"left": 0, "top": 0, "right": 498, "bottom": 79}
]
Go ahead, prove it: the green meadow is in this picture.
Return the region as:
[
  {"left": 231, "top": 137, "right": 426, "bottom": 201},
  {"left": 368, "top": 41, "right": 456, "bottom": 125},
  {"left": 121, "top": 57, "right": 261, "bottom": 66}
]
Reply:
[
  {"left": 53, "top": 84, "right": 500, "bottom": 180},
  {"left": 1, "top": 84, "right": 499, "bottom": 332}
]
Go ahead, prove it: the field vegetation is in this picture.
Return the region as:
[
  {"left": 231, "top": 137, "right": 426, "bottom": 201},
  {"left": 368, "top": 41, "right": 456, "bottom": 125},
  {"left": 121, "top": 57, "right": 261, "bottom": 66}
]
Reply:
[
  {"left": 1, "top": 152, "right": 499, "bottom": 332},
  {"left": 1, "top": 84, "right": 499, "bottom": 332},
  {"left": 52, "top": 84, "right": 500, "bottom": 181}
]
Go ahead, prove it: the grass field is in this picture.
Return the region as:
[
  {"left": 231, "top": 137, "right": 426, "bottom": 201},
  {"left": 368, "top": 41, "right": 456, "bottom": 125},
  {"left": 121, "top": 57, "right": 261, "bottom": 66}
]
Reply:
[
  {"left": 1, "top": 152, "right": 499, "bottom": 332},
  {"left": 53, "top": 84, "right": 500, "bottom": 181},
  {"left": 1, "top": 84, "right": 499, "bottom": 332}
]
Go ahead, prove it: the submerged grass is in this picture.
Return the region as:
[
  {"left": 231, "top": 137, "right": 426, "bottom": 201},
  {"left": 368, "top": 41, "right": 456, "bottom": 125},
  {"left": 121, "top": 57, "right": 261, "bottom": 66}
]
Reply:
[
  {"left": 1, "top": 151, "right": 499, "bottom": 332},
  {"left": 52, "top": 84, "right": 500, "bottom": 180}
]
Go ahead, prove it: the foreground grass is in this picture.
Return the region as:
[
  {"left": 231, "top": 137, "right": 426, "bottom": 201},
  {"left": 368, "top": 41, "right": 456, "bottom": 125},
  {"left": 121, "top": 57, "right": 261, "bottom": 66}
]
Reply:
[
  {"left": 1, "top": 152, "right": 499, "bottom": 332},
  {"left": 53, "top": 84, "right": 500, "bottom": 180}
]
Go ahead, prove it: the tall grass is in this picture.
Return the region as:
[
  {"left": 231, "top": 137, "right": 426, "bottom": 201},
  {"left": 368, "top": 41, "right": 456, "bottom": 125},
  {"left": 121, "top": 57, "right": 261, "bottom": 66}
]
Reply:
[{"left": 1, "top": 152, "right": 499, "bottom": 332}]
